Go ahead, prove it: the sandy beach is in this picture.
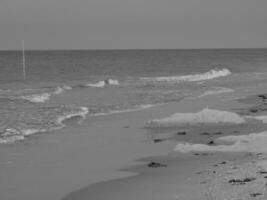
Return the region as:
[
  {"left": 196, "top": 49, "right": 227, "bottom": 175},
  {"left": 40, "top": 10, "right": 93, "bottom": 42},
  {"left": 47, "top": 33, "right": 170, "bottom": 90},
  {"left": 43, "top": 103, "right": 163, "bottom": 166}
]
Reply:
[
  {"left": 59, "top": 83, "right": 267, "bottom": 200},
  {"left": 1, "top": 0, "right": 267, "bottom": 198},
  {"left": 1, "top": 79, "right": 267, "bottom": 200},
  {"left": 1, "top": 51, "right": 267, "bottom": 200}
]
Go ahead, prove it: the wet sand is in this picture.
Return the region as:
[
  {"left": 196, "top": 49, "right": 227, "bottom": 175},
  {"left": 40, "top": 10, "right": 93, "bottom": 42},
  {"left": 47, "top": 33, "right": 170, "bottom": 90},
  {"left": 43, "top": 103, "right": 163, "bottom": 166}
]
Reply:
[
  {"left": 62, "top": 85, "right": 267, "bottom": 200},
  {"left": 1, "top": 97, "right": 220, "bottom": 200},
  {"left": 63, "top": 151, "right": 245, "bottom": 200}
]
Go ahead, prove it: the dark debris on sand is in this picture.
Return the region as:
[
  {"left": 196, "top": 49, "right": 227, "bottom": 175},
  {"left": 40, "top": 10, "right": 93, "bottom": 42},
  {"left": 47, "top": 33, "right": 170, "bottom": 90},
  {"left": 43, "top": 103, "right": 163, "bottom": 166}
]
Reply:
[
  {"left": 228, "top": 176, "right": 256, "bottom": 186},
  {"left": 176, "top": 131, "right": 187, "bottom": 135},
  {"left": 153, "top": 139, "right": 165, "bottom": 143},
  {"left": 147, "top": 162, "right": 167, "bottom": 168},
  {"left": 200, "top": 154, "right": 267, "bottom": 199},
  {"left": 250, "top": 193, "right": 263, "bottom": 197}
]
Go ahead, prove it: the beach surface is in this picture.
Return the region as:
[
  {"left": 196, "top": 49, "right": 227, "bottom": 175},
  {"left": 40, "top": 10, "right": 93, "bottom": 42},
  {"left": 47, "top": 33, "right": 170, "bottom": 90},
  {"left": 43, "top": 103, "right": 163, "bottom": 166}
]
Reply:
[
  {"left": 61, "top": 83, "right": 267, "bottom": 200},
  {"left": 1, "top": 82, "right": 267, "bottom": 200}
]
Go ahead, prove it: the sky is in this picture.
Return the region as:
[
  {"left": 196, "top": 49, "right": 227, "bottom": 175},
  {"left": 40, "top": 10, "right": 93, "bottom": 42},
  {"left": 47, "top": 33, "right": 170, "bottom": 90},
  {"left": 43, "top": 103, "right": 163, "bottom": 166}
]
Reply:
[{"left": 0, "top": 0, "right": 267, "bottom": 50}]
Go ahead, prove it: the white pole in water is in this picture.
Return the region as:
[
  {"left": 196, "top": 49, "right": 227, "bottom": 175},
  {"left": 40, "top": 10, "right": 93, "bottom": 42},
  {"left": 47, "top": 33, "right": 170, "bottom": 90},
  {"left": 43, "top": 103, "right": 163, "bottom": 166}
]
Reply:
[{"left": 22, "top": 40, "right": 26, "bottom": 79}]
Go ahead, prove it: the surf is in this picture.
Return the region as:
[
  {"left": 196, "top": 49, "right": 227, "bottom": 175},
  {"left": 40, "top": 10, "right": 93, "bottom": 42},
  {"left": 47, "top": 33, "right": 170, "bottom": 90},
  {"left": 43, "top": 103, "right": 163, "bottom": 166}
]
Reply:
[
  {"left": 86, "top": 79, "right": 120, "bottom": 88},
  {"left": 21, "top": 86, "right": 68, "bottom": 103},
  {"left": 0, "top": 106, "right": 89, "bottom": 144},
  {"left": 141, "top": 68, "right": 232, "bottom": 83}
]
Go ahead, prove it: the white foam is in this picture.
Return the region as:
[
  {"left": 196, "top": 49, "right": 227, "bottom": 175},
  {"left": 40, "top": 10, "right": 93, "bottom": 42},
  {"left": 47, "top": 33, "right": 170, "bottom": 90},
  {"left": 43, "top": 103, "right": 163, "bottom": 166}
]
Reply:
[
  {"left": 2, "top": 128, "right": 21, "bottom": 136},
  {"left": 21, "top": 129, "right": 45, "bottom": 136},
  {"left": 0, "top": 128, "right": 46, "bottom": 144},
  {"left": 62, "top": 85, "right": 72, "bottom": 90},
  {"left": 86, "top": 79, "right": 120, "bottom": 88},
  {"left": 93, "top": 104, "right": 156, "bottom": 116},
  {"left": 0, "top": 106, "right": 89, "bottom": 144},
  {"left": 57, "top": 106, "right": 89, "bottom": 126},
  {"left": 141, "top": 68, "right": 232, "bottom": 83},
  {"left": 108, "top": 79, "right": 120, "bottom": 85},
  {"left": 0, "top": 135, "right": 25, "bottom": 144},
  {"left": 22, "top": 93, "right": 51, "bottom": 103},
  {"left": 175, "top": 131, "right": 267, "bottom": 154},
  {"left": 199, "top": 88, "right": 234, "bottom": 97},
  {"left": 53, "top": 87, "right": 65, "bottom": 94},
  {"left": 147, "top": 108, "right": 245, "bottom": 127},
  {"left": 21, "top": 87, "right": 67, "bottom": 103},
  {"left": 87, "top": 81, "right": 106, "bottom": 88}
]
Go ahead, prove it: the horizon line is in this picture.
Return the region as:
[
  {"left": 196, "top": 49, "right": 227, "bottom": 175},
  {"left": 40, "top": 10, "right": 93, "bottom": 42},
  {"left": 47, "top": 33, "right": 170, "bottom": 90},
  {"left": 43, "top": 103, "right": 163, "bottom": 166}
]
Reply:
[{"left": 0, "top": 47, "right": 267, "bottom": 51}]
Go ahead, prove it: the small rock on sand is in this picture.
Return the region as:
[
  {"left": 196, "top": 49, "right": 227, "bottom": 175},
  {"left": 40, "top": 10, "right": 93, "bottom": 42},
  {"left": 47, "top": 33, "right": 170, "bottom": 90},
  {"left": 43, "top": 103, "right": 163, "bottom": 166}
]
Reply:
[{"left": 208, "top": 140, "right": 215, "bottom": 145}]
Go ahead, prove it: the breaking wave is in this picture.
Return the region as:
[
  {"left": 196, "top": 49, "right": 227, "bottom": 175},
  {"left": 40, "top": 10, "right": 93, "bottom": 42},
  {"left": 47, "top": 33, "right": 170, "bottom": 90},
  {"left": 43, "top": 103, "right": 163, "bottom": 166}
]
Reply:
[
  {"left": 57, "top": 106, "right": 88, "bottom": 126},
  {"left": 86, "top": 79, "right": 120, "bottom": 88},
  {"left": 21, "top": 86, "right": 68, "bottom": 103},
  {"left": 146, "top": 108, "right": 245, "bottom": 128},
  {"left": 87, "top": 81, "right": 106, "bottom": 88},
  {"left": 141, "top": 68, "right": 232, "bottom": 83},
  {"left": 0, "top": 106, "right": 89, "bottom": 144},
  {"left": 22, "top": 93, "right": 51, "bottom": 103},
  {"left": 0, "top": 128, "right": 47, "bottom": 143}
]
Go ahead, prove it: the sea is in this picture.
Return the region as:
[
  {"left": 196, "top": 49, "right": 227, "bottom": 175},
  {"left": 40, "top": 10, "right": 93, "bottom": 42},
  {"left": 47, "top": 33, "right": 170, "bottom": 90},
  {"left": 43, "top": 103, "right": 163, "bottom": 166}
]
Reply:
[{"left": 1, "top": 48, "right": 267, "bottom": 143}]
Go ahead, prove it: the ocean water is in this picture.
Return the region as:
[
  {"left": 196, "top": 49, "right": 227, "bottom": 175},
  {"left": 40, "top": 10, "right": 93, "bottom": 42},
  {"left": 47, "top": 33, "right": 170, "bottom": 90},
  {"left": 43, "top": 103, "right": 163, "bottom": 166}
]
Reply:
[{"left": 1, "top": 48, "right": 267, "bottom": 143}]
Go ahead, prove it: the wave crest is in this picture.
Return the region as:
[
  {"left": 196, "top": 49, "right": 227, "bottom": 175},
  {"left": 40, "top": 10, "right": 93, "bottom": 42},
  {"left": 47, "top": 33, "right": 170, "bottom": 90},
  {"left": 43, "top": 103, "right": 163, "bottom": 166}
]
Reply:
[
  {"left": 86, "top": 79, "right": 120, "bottom": 88},
  {"left": 21, "top": 87, "right": 67, "bottom": 103},
  {"left": 22, "top": 93, "right": 51, "bottom": 103},
  {"left": 57, "top": 106, "right": 89, "bottom": 126},
  {"left": 0, "top": 106, "right": 89, "bottom": 144},
  {"left": 141, "top": 68, "right": 232, "bottom": 83}
]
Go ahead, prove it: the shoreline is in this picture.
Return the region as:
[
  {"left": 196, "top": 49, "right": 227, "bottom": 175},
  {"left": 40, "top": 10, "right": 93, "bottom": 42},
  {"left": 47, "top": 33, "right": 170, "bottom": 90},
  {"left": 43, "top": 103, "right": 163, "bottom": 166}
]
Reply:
[
  {"left": 1, "top": 83, "right": 267, "bottom": 200},
  {"left": 62, "top": 85, "right": 267, "bottom": 200},
  {"left": 0, "top": 101, "right": 185, "bottom": 200}
]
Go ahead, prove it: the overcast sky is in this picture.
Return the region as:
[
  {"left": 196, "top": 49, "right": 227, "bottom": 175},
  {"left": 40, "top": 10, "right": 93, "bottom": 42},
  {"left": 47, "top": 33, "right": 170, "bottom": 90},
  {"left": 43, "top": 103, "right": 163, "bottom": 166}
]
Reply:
[{"left": 0, "top": 0, "right": 267, "bottom": 50}]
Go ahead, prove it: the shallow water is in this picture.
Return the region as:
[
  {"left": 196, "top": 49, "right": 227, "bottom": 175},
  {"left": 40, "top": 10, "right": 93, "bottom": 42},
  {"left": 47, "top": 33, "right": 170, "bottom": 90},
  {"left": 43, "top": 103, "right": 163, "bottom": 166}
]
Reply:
[{"left": 1, "top": 49, "right": 267, "bottom": 143}]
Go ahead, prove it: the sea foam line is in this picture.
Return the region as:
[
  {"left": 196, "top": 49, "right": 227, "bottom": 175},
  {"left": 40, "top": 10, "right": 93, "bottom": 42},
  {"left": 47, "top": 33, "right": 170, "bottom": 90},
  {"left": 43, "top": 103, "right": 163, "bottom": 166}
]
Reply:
[
  {"left": 21, "top": 93, "right": 51, "bottom": 103},
  {"left": 198, "top": 88, "right": 234, "bottom": 97},
  {"left": 92, "top": 104, "right": 156, "bottom": 116},
  {"left": 146, "top": 108, "right": 245, "bottom": 128},
  {"left": 0, "top": 128, "right": 47, "bottom": 144},
  {"left": 175, "top": 131, "right": 267, "bottom": 154},
  {"left": 86, "top": 79, "right": 120, "bottom": 88},
  {"left": 56, "top": 106, "right": 89, "bottom": 126},
  {"left": 0, "top": 106, "right": 89, "bottom": 144},
  {"left": 141, "top": 68, "right": 232, "bottom": 83},
  {"left": 21, "top": 86, "right": 70, "bottom": 103}
]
